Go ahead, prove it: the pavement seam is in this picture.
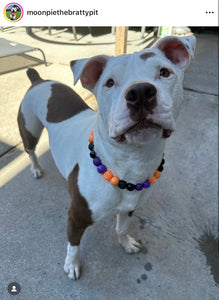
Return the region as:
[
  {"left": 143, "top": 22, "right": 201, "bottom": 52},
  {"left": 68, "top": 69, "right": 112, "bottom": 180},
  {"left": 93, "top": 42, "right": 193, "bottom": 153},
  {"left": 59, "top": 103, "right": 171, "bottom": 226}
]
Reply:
[
  {"left": 0, "top": 141, "right": 23, "bottom": 159},
  {"left": 184, "top": 87, "right": 218, "bottom": 97}
]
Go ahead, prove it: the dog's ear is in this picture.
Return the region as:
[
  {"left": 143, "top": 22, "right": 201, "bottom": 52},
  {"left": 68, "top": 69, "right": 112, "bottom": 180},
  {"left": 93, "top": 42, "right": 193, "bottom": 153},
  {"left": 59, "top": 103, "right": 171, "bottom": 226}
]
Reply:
[
  {"left": 155, "top": 35, "right": 196, "bottom": 71},
  {"left": 70, "top": 55, "right": 110, "bottom": 91}
]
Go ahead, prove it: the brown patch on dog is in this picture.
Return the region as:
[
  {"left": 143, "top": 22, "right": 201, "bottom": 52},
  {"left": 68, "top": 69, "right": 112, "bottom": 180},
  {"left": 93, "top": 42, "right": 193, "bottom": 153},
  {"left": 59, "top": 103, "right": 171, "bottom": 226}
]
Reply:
[
  {"left": 140, "top": 52, "right": 156, "bottom": 61},
  {"left": 17, "top": 106, "right": 38, "bottom": 152},
  {"left": 46, "top": 83, "right": 90, "bottom": 123},
  {"left": 67, "top": 164, "right": 93, "bottom": 246}
]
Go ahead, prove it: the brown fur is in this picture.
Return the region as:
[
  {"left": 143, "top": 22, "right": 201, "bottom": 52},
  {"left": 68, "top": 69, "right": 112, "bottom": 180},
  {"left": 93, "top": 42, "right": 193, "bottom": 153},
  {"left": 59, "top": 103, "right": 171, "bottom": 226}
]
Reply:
[
  {"left": 140, "top": 52, "right": 156, "bottom": 60},
  {"left": 46, "top": 83, "right": 90, "bottom": 123},
  {"left": 17, "top": 106, "right": 38, "bottom": 152},
  {"left": 26, "top": 68, "right": 50, "bottom": 92},
  {"left": 67, "top": 164, "right": 93, "bottom": 246}
]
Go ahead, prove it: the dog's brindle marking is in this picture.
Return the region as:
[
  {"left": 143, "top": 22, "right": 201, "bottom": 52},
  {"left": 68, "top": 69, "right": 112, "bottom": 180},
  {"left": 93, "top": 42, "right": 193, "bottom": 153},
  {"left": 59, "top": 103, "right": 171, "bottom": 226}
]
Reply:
[
  {"left": 67, "top": 164, "right": 93, "bottom": 245},
  {"left": 17, "top": 106, "right": 38, "bottom": 153},
  {"left": 46, "top": 83, "right": 90, "bottom": 123}
]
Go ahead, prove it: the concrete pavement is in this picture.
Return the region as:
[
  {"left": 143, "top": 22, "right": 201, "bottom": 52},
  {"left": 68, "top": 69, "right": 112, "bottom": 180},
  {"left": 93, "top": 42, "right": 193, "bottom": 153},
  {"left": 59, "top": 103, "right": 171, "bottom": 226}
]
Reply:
[{"left": 0, "top": 27, "right": 218, "bottom": 299}]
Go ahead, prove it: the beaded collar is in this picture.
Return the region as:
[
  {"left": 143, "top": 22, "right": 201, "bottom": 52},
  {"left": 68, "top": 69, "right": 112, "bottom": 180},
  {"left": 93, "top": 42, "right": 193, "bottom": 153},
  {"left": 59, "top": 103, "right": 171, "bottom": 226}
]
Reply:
[{"left": 88, "top": 130, "right": 165, "bottom": 191}]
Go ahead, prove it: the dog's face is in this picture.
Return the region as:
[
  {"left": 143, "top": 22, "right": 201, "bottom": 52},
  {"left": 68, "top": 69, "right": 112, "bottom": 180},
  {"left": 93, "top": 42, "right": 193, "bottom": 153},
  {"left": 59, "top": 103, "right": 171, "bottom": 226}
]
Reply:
[
  {"left": 71, "top": 35, "right": 196, "bottom": 144},
  {"left": 11, "top": 7, "right": 17, "bottom": 13}
]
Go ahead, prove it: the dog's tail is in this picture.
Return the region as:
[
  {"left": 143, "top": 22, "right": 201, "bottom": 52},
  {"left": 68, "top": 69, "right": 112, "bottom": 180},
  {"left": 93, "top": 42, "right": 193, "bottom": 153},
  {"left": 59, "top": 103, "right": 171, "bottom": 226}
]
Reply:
[{"left": 26, "top": 68, "right": 42, "bottom": 84}]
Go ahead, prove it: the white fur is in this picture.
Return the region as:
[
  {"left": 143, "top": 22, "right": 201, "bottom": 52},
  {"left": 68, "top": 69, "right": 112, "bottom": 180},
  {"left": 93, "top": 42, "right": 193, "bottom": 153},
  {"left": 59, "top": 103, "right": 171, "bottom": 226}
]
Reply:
[
  {"left": 64, "top": 243, "right": 80, "bottom": 280},
  {"left": 20, "top": 36, "right": 196, "bottom": 280},
  {"left": 116, "top": 212, "right": 142, "bottom": 253},
  {"left": 28, "top": 150, "right": 43, "bottom": 178},
  {"left": 10, "top": 7, "right": 17, "bottom": 20}
]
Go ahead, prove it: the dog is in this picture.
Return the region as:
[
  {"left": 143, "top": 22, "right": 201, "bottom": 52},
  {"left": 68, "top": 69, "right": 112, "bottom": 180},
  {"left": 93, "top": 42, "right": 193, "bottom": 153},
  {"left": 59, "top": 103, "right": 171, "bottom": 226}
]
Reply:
[
  {"left": 17, "top": 35, "right": 196, "bottom": 280},
  {"left": 10, "top": 6, "right": 17, "bottom": 20}
]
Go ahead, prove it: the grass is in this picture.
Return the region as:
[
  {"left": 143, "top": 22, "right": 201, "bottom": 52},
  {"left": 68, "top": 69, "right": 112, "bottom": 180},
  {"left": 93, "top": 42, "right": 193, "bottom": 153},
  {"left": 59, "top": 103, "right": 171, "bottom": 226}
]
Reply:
[{"left": 6, "top": 11, "right": 22, "bottom": 21}]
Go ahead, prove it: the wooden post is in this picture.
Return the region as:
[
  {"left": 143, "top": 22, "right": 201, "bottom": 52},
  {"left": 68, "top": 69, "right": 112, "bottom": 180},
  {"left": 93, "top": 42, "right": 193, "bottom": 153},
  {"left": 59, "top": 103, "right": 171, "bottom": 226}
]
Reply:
[{"left": 115, "top": 27, "right": 128, "bottom": 56}]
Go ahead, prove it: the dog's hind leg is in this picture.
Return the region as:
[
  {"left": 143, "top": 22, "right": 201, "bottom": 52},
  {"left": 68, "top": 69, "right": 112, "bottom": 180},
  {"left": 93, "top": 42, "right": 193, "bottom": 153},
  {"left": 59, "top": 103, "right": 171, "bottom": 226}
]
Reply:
[
  {"left": 17, "top": 106, "right": 44, "bottom": 178},
  {"left": 116, "top": 212, "right": 142, "bottom": 254}
]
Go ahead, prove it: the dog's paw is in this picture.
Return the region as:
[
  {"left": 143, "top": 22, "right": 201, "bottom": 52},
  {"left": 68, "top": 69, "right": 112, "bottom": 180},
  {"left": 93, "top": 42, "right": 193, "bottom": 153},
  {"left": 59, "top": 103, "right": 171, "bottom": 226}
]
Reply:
[
  {"left": 64, "top": 261, "right": 80, "bottom": 280},
  {"left": 31, "top": 166, "right": 43, "bottom": 179},
  {"left": 119, "top": 234, "right": 142, "bottom": 254}
]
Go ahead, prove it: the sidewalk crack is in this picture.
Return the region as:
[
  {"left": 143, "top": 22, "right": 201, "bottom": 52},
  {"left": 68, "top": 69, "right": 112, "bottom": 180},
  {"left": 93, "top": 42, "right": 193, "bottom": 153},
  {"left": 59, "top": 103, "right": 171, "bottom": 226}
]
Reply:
[{"left": 184, "top": 87, "right": 218, "bottom": 97}]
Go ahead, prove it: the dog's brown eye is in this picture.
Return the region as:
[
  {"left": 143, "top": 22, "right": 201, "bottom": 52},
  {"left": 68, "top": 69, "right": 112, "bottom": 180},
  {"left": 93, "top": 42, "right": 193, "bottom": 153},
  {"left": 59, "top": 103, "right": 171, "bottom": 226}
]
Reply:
[
  {"left": 160, "top": 68, "right": 170, "bottom": 78},
  {"left": 105, "top": 79, "right": 114, "bottom": 88}
]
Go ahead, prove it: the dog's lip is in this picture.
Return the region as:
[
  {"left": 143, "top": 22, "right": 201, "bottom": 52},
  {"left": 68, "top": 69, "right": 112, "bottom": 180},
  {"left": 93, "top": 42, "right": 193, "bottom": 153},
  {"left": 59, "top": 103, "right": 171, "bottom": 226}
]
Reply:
[
  {"left": 112, "top": 119, "right": 172, "bottom": 143},
  {"left": 126, "top": 119, "right": 162, "bottom": 133}
]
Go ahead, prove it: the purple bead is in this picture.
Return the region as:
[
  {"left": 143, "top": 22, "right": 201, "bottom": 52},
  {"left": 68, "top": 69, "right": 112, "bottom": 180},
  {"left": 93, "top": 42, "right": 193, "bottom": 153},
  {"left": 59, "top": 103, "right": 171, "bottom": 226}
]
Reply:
[
  {"left": 136, "top": 183, "right": 143, "bottom": 191},
  {"left": 97, "top": 164, "right": 107, "bottom": 174},
  {"left": 93, "top": 157, "right": 101, "bottom": 166},
  {"left": 143, "top": 180, "right": 150, "bottom": 188}
]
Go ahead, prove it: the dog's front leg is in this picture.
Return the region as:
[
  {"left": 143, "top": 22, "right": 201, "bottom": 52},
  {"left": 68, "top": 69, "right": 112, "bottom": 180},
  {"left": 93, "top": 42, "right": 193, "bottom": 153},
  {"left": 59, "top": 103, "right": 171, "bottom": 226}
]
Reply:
[
  {"left": 116, "top": 212, "right": 142, "bottom": 254},
  {"left": 64, "top": 207, "right": 91, "bottom": 280},
  {"left": 64, "top": 164, "right": 93, "bottom": 280},
  {"left": 64, "top": 242, "right": 80, "bottom": 280}
]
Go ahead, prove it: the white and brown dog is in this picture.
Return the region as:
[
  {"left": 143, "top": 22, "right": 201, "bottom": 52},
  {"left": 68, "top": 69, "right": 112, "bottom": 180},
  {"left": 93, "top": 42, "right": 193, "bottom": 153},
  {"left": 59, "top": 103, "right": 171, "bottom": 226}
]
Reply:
[
  {"left": 18, "top": 35, "right": 196, "bottom": 280},
  {"left": 10, "top": 6, "right": 18, "bottom": 20}
]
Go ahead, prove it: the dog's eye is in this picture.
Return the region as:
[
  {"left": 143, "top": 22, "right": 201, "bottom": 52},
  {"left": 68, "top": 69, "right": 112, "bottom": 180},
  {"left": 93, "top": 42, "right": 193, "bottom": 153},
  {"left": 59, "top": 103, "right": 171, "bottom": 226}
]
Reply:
[
  {"left": 105, "top": 79, "right": 115, "bottom": 88},
  {"left": 160, "top": 68, "right": 170, "bottom": 78}
]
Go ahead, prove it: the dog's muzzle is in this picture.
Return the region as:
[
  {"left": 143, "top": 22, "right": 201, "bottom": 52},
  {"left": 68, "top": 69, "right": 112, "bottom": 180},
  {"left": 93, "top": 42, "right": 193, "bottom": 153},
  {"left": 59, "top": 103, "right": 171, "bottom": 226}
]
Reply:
[
  {"left": 112, "top": 83, "right": 173, "bottom": 143},
  {"left": 125, "top": 83, "right": 157, "bottom": 121}
]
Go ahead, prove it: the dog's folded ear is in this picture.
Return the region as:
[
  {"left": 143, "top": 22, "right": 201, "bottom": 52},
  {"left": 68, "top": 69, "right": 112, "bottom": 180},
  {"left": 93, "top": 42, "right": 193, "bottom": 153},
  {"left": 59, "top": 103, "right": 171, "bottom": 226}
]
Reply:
[
  {"left": 155, "top": 35, "right": 196, "bottom": 71},
  {"left": 70, "top": 55, "right": 110, "bottom": 91}
]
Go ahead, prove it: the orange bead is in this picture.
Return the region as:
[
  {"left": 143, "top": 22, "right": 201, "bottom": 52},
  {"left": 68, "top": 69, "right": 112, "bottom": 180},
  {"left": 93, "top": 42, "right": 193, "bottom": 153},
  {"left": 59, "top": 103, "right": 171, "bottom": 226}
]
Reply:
[
  {"left": 103, "top": 170, "right": 113, "bottom": 181},
  {"left": 149, "top": 176, "right": 156, "bottom": 184},
  {"left": 90, "top": 130, "right": 94, "bottom": 136},
  {"left": 110, "top": 176, "right": 119, "bottom": 186},
  {"left": 88, "top": 135, "right": 94, "bottom": 143},
  {"left": 154, "top": 171, "right": 161, "bottom": 179}
]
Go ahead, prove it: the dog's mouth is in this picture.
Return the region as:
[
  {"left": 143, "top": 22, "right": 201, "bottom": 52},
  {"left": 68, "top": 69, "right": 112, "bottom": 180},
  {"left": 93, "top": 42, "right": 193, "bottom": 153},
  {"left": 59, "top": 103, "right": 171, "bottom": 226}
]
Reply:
[{"left": 112, "top": 119, "right": 172, "bottom": 143}]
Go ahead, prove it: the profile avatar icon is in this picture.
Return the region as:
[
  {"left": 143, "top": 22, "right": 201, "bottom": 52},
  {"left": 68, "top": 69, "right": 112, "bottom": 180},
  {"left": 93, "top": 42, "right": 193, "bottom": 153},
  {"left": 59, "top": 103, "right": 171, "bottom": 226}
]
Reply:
[
  {"left": 7, "top": 282, "right": 21, "bottom": 295},
  {"left": 4, "top": 3, "right": 24, "bottom": 22},
  {"left": 11, "top": 285, "right": 17, "bottom": 293}
]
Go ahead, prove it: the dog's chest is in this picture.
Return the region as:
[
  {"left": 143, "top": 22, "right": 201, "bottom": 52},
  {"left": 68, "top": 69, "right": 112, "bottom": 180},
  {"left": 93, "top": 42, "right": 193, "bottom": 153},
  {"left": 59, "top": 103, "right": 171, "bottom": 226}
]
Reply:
[
  {"left": 77, "top": 160, "right": 154, "bottom": 221},
  {"left": 91, "top": 186, "right": 153, "bottom": 221}
]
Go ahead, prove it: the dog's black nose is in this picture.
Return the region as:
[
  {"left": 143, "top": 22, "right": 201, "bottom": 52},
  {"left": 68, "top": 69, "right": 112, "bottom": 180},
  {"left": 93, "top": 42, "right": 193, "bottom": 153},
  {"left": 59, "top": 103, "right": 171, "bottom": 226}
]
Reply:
[{"left": 125, "top": 83, "right": 157, "bottom": 111}]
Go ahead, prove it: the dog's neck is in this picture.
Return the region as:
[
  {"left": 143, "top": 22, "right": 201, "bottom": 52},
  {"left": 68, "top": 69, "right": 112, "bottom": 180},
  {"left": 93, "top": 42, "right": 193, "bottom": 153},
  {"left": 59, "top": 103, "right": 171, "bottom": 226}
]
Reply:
[{"left": 93, "top": 119, "right": 166, "bottom": 182}]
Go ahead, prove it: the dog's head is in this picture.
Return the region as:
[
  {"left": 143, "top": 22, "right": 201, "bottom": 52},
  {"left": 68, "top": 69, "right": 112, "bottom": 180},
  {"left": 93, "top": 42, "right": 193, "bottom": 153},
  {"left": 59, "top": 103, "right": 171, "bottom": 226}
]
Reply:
[
  {"left": 11, "top": 6, "right": 17, "bottom": 13},
  {"left": 71, "top": 35, "right": 196, "bottom": 144}
]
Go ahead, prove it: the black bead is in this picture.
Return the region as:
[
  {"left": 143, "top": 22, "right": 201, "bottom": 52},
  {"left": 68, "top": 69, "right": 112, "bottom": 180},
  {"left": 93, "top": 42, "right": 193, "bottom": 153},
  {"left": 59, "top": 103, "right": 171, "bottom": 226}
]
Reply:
[
  {"left": 161, "top": 158, "right": 165, "bottom": 165},
  {"left": 88, "top": 142, "right": 94, "bottom": 151},
  {"left": 90, "top": 151, "right": 96, "bottom": 158},
  {"left": 118, "top": 180, "right": 127, "bottom": 189},
  {"left": 127, "top": 183, "right": 136, "bottom": 191},
  {"left": 158, "top": 165, "right": 164, "bottom": 172}
]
